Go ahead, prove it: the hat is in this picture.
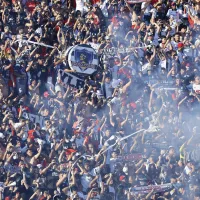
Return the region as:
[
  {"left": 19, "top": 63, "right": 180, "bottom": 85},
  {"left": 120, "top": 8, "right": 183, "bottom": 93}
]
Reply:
[
  {"left": 130, "top": 102, "right": 137, "bottom": 109},
  {"left": 44, "top": 91, "right": 50, "bottom": 98},
  {"left": 119, "top": 175, "right": 126, "bottom": 181},
  {"left": 34, "top": 33, "right": 40, "bottom": 38},
  {"left": 2, "top": 105, "right": 7, "bottom": 109},
  {"left": 187, "top": 160, "right": 194, "bottom": 164},
  {"left": 148, "top": 32, "right": 154, "bottom": 36},
  {"left": 96, "top": 90, "right": 103, "bottom": 97},
  {"left": 186, "top": 63, "right": 190, "bottom": 67},
  {"left": 111, "top": 149, "right": 118, "bottom": 154},
  {"left": 171, "top": 2, "right": 176, "bottom": 6},
  {"left": 177, "top": 42, "right": 184, "bottom": 49},
  {"left": 4, "top": 60, "right": 11, "bottom": 66},
  {"left": 4, "top": 26, "right": 9, "bottom": 30},
  {"left": 111, "top": 16, "right": 119, "bottom": 25},
  {"left": 37, "top": 56, "right": 44, "bottom": 60},
  {"left": 175, "top": 74, "right": 181, "bottom": 79},
  {"left": 105, "top": 36, "right": 110, "bottom": 40},
  {"left": 0, "top": 132, "right": 5, "bottom": 139},
  {"left": 37, "top": 164, "right": 43, "bottom": 169},
  {"left": 65, "top": 148, "right": 77, "bottom": 156},
  {"left": 5, "top": 48, "right": 11, "bottom": 53}
]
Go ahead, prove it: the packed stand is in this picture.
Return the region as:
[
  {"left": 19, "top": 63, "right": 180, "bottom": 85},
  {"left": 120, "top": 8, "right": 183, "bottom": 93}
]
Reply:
[{"left": 1, "top": 0, "right": 200, "bottom": 199}]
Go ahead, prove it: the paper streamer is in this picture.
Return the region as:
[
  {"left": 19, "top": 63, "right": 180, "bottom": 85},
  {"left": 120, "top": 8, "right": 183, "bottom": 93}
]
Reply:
[
  {"left": 15, "top": 39, "right": 55, "bottom": 49},
  {"left": 15, "top": 40, "right": 61, "bottom": 54}
]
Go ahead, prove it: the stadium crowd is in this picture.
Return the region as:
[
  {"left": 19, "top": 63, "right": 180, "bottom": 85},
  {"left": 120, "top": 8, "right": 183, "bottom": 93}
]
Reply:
[{"left": 1, "top": 0, "right": 200, "bottom": 199}]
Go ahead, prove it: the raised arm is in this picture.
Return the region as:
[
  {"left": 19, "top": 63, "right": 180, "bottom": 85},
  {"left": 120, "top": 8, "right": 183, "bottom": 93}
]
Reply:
[
  {"left": 150, "top": 46, "right": 156, "bottom": 63},
  {"left": 122, "top": 78, "right": 132, "bottom": 93}
]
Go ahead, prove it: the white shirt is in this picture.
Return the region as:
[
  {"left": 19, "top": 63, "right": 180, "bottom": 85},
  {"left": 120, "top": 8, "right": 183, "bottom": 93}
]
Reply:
[
  {"left": 102, "top": 82, "right": 113, "bottom": 99},
  {"left": 111, "top": 65, "right": 119, "bottom": 80},
  {"left": 183, "top": 47, "right": 193, "bottom": 57},
  {"left": 81, "top": 174, "right": 93, "bottom": 192},
  {"left": 91, "top": 166, "right": 101, "bottom": 176},
  {"left": 177, "top": 50, "right": 186, "bottom": 63},
  {"left": 76, "top": 0, "right": 84, "bottom": 10},
  {"left": 88, "top": 42, "right": 100, "bottom": 52},
  {"left": 76, "top": 0, "right": 88, "bottom": 13},
  {"left": 98, "top": 0, "right": 109, "bottom": 17},
  {"left": 167, "top": 9, "right": 180, "bottom": 22},
  {"left": 171, "top": 41, "right": 179, "bottom": 51},
  {"left": 109, "top": 158, "right": 117, "bottom": 173},
  {"left": 169, "top": 21, "right": 176, "bottom": 36},
  {"left": 141, "top": 2, "right": 152, "bottom": 16},
  {"left": 75, "top": 136, "right": 84, "bottom": 147}
]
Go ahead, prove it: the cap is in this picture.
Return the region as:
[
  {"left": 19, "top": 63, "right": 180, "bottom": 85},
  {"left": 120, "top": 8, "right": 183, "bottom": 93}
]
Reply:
[
  {"left": 4, "top": 26, "right": 9, "bottom": 30},
  {"left": 37, "top": 56, "right": 44, "bottom": 60},
  {"left": 177, "top": 42, "right": 184, "bottom": 49},
  {"left": 96, "top": 90, "right": 103, "bottom": 96},
  {"left": 148, "top": 32, "right": 154, "bottom": 36},
  {"left": 5, "top": 48, "right": 11, "bottom": 52},
  {"left": 105, "top": 36, "right": 110, "bottom": 40},
  {"left": 34, "top": 33, "right": 40, "bottom": 37},
  {"left": 130, "top": 102, "right": 137, "bottom": 109},
  {"left": 0, "top": 132, "right": 5, "bottom": 139},
  {"left": 65, "top": 148, "right": 77, "bottom": 155},
  {"left": 175, "top": 74, "right": 181, "bottom": 79},
  {"left": 171, "top": 2, "right": 176, "bottom": 6},
  {"left": 44, "top": 91, "right": 50, "bottom": 98},
  {"left": 119, "top": 175, "right": 126, "bottom": 181},
  {"left": 187, "top": 160, "right": 195, "bottom": 166},
  {"left": 111, "top": 16, "right": 118, "bottom": 24},
  {"left": 37, "top": 164, "right": 43, "bottom": 169},
  {"left": 2, "top": 105, "right": 7, "bottom": 109},
  {"left": 4, "top": 60, "right": 11, "bottom": 66},
  {"left": 186, "top": 63, "right": 190, "bottom": 67}
]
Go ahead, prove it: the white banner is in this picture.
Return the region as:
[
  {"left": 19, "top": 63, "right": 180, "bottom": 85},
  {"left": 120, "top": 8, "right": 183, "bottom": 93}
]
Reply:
[
  {"left": 127, "top": 0, "right": 150, "bottom": 4},
  {"left": 102, "top": 46, "right": 148, "bottom": 55},
  {"left": 117, "top": 153, "right": 143, "bottom": 162},
  {"left": 0, "top": 165, "right": 21, "bottom": 174},
  {"left": 160, "top": 59, "right": 167, "bottom": 69},
  {"left": 58, "top": 69, "right": 85, "bottom": 89},
  {"left": 142, "top": 63, "right": 151, "bottom": 74},
  {"left": 22, "top": 112, "right": 44, "bottom": 127},
  {"left": 131, "top": 183, "right": 172, "bottom": 195}
]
